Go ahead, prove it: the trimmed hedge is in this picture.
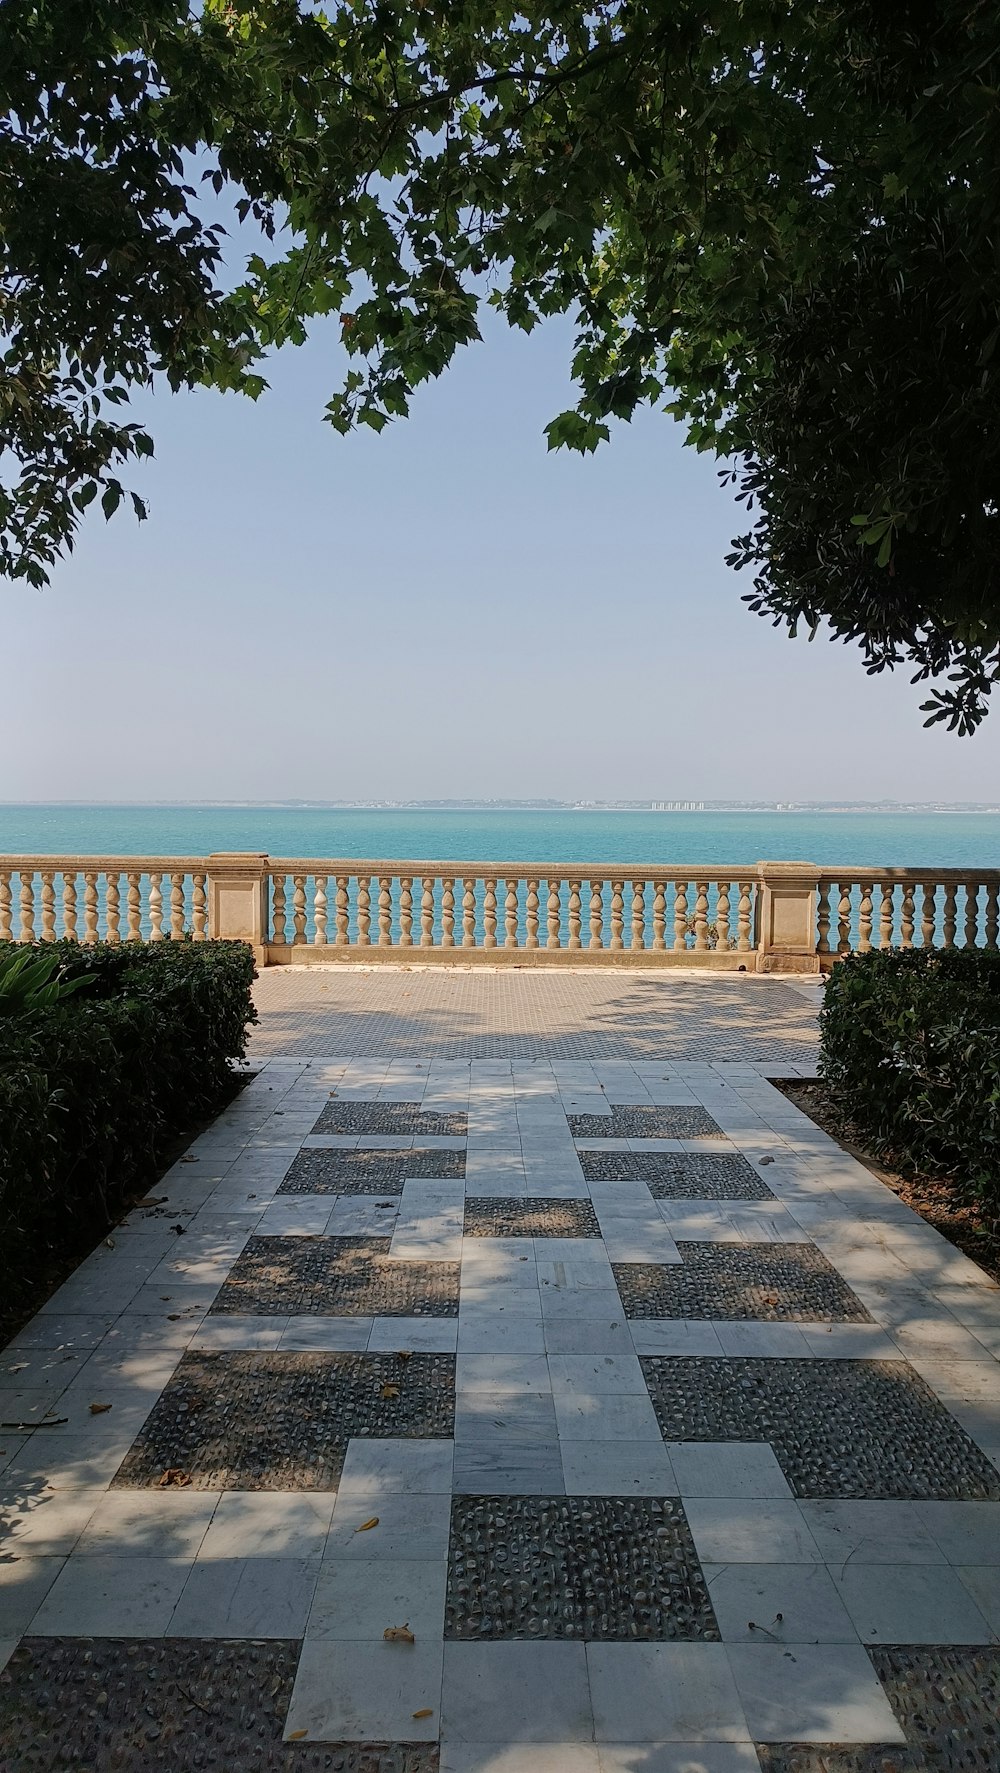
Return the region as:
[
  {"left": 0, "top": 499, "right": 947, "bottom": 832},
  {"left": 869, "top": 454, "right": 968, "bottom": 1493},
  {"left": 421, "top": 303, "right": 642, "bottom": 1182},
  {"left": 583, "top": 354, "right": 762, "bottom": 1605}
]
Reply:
[
  {"left": 0, "top": 940, "right": 257, "bottom": 1312},
  {"left": 819, "top": 949, "right": 1000, "bottom": 1202}
]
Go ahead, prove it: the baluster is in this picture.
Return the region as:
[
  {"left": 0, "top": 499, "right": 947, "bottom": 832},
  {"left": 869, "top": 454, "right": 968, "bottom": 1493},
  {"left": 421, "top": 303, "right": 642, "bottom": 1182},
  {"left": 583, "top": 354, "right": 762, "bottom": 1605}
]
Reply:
[
  {"left": 837, "top": 883, "right": 852, "bottom": 954},
  {"left": 0, "top": 872, "right": 11, "bottom": 941},
  {"left": 652, "top": 881, "right": 666, "bottom": 950},
  {"left": 356, "top": 877, "right": 371, "bottom": 946},
  {"left": 314, "top": 875, "right": 328, "bottom": 945},
  {"left": 378, "top": 877, "right": 393, "bottom": 946},
  {"left": 879, "top": 883, "right": 894, "bottom": 950},
  {"left": 857, "top": 882, "right": 873, "bottom": 953},
  {"left": 292, "top": 875, "right": 307, "bottom": 944},
  {"left": 588, "top": 881, "right": 604, "bottom": 950},
  {"left": 737, "top": 881, "right": 753, "bottom": 951},
  {"left": 191, "top": 873, "right": 206, "bottom": 941},
  {"left": 526, "top": 881, "right": 540, "bottom": 949},
  {"left": 694, "top": 882, "right": 709, "bottom": 950},
  {"left": 716, "top": 881, "right": 732, "bottom": 952},
  {"left": 610, "top": 881, "right": 624, "bottom": 950},
  {"left": 336, "top": 877, "right": 350, "bottom": 945},
  {"left": 271, "top": 874, "right": 287, "bottom": 945},
  {"left": 126, "top": 872, "right": 142, "bottom": 941},
  {"left": 964, "top": 884, "right": 979, "bottom": 949},
  {"left": 921, "top": 883, "right": 937, "bottom": 948},
  {"left": 630, "top": 880, "right": 645, "bottom": 951},
  {"left": 672, "top": 880, "right": 688, "bottom": 951},
  {"left": 942, "top": 883, "right": 957, "bottom": 949},
  {"left": 420, "top": 879, "right": 435, "bottom": 946},
  {"left": 986, "top": 883, "right": 999, "bottom": 951},
  {"left": 505, "top": 880, "right": 519, "bottom": 948},
  {"left": 462, "top": 880, "right": 476, "bottom": 948},
  {"left": 900, "top": 882, "right": 915, "bottom": 949},
  {"left": 441, "top": 880, "right": 455, "bottom": 947},
  {"left": 62, "top": 872, "right": 78, "bottom": 942},
  {"left": 546, "top": 880, "right": 561, "bottom": 949},
  {"left": 169, "top": 872, "right": 185, "bottom": 941},
  {"left": 19, "top": 871, "right": 36, "bottom": 943},
  {"left": 83, "top": 871, "right": 100, "bottom": 944},
  {"left": 399, "top": 877, "right": 413, "bottom": 947},
  {"left": 483, "top": 880, "right": 497, "bottom": 949},
  {"left": 148, "top": 872, "right": 163, "bottom": 941},
  {"left": 568, "top": 882, "right": 582, "bottom": 949},
  {"left": 40, "top": 870, "right": 56, "bottom": 943}
]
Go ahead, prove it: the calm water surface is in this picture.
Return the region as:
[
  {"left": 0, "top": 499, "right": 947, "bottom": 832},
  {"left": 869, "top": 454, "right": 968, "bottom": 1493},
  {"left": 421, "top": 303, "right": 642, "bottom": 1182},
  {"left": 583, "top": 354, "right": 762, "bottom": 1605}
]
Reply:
[{"left": 2, "top": 806, "right": 999, "bottom": 869}]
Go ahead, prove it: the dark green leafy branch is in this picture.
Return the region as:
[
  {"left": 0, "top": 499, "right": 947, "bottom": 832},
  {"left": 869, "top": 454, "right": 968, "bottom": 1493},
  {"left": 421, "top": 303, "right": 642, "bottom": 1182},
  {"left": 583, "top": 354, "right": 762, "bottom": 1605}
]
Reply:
[{"left": 2, "top": 2, "right": 999, "bottom": 726}]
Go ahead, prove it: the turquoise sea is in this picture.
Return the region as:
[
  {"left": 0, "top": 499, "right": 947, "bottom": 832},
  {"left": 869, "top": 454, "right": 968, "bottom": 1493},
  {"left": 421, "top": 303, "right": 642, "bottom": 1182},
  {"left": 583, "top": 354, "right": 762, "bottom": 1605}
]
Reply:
[{"left": 1, "top": 805, "right": 999, "bottom": 870}]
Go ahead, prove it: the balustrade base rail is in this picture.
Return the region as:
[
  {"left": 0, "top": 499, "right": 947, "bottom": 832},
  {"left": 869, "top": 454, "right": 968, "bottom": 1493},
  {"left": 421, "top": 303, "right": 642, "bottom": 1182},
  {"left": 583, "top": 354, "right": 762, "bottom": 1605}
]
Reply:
[{"left": 2, "top": 854, "right": 998, "bottom": 970}]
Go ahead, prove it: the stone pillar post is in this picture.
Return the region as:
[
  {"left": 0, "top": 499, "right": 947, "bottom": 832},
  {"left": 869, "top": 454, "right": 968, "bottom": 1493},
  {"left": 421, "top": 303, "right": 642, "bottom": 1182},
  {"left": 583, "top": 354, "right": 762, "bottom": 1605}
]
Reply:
[
  {"left": 208, "top": 853, "right": 270, "bottom": 964},
  {"left": 755, "top": 861, "right": 820, "bottom": 973}
]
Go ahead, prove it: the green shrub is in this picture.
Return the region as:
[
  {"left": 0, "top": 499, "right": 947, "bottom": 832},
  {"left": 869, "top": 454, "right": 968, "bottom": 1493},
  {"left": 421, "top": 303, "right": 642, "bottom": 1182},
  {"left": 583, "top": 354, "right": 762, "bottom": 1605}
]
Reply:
[
  {"left": 819, "top": 949, "right": 1000, "bottom": 1203},
  {"left": 0, "top": 940, "right": 257, "bottom": 1317}
]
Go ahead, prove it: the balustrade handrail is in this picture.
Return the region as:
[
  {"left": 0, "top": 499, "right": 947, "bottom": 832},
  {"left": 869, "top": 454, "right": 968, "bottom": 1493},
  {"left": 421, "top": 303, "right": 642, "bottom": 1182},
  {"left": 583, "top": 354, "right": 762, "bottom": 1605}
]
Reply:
[{"left": 2, "top": 853, "right": 999, "bottom": 968}]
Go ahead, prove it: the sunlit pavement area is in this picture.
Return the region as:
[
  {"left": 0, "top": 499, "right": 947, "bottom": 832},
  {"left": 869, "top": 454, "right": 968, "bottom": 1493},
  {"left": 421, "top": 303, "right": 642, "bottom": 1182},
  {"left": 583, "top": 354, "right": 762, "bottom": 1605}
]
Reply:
[{"left": 2, "top": 970, "right": 1000, "bottom": 1771}]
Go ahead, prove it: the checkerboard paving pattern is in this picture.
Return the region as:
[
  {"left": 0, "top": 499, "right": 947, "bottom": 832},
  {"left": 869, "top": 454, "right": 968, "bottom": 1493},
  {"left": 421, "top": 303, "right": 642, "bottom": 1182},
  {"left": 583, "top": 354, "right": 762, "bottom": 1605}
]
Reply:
[{"left": 4, "top": 1031, "right": 1000, "bottom": 1771}]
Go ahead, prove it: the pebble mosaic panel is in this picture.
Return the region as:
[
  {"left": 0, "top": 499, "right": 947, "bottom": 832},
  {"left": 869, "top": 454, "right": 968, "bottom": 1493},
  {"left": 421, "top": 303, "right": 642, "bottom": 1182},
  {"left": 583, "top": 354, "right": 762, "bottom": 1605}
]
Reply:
[
  {"left": 279, "top": 1148, "right": 466, "bottom": 1194},
  {"left": 0, "top": 1639, "right": 440, "bottom": 1773},
  {"left": 312, "top": 1101, "right": 467, "bottom": 1137},
  {"left": 639, "top": 1357, "right": 1000, "bottom": 1500},
  {"left": 445, "top": 1495, "right": 718, "bottom": 1642},
  {"left": 112, "top": 1351, "right": 455, "bottom": 1490},
  {"left": 614, "top": 1243, "right": 873, "bottom": 1322},
  {"left": 463, "top": 1198, "right": 602, "bottom": 1239},
  {"left": 209, "top": 1237, "right": 460, "bottom": 1318},
  {"left": 580, "top": 1150, "right": 775, "bottom": 1199},
  {"left": 568, "top": 1104, "right": 725, "bottom": 1140}
]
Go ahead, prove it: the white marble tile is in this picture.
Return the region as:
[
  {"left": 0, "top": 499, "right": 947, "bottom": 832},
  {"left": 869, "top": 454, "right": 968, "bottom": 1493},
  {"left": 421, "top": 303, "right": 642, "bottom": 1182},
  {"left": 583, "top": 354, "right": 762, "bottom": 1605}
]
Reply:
[
  {"left": 307, "top": 1556, "right": 447, "bottom": 1639},
  {"left": 32, "top": 1555, "right": 192, "bottom": 1636},
  {"left": 337, "top": 1438, "right": 455, "bottom": 1499},
  {"left": 286, "top": 1638, "right": 442, "bottom": 1741},
  {"left": 588, "top": 1643, "right": 748, "bottom": 1743},
  {"left": 684, "top": 1500, "right": 822, "bottom": 1565},
  {"left": 666, "top": 1443, "right": 792, "bottom": 1500},
  {"left": 705, "top": 1562, "right": 858, "bottom": 1643},
  {"left": 560, "top": 1439, "right": 677, "bottom": 1497},
  {"left": 442, "top": 1642, "right": 593, "bottom": 1743},
  {"left": 725, "top": 1643, "right": 906, "bottom": 1743},
  {"left": 194, "top": 1492, "right": 334, "bottom": 1559}
]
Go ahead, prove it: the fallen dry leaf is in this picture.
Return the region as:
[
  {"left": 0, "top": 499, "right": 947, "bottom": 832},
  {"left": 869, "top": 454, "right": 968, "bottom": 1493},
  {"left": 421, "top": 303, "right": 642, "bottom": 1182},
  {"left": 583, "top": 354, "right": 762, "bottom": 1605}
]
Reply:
[
  {"left": 167, "top": 1314, "right": 182, "bottom": 1321},
  {"left": 412, "top": 1708, "right": 433, "bottom": 1719},
  {"left": 396, "top": 1351, "right": 412, "bottom": 1362},
  {"left": 135, "top": 1196, "right": 168, "bottom": 1209},
  {"left": 355, "top": 1516, "right": 380, "bottom": 1533},
  {"left": 157, "top": 1468, "right": 191, "bottom": 1488},
  {"left": 758, "top": 1155, "right": 775, "bottom": 1166},
  {"left": 180, "top": 1155, "right": 199, "bottom": 1164},
  {"left": 383, "top": 1624, "right": 415, "bottom": 1644},
  {"left": 89, "top": 1402, "right": 113, "bottom": 1415},
  {"left": 104, "top": 1237, "right": 116, "bottom": 1249},
  {"left": 288, "top": 1728, "right": 308, "bottom": 1740},
  {"left": 381, "top": 1383, "right": 401, "bottom": 1400}
]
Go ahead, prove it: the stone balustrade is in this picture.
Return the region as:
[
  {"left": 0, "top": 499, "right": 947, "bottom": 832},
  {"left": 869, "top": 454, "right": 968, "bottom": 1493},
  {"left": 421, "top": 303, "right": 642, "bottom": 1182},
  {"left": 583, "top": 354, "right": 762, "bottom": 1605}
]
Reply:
[{"left": 1, "top": 854, "right": 998, "bottom": 971}]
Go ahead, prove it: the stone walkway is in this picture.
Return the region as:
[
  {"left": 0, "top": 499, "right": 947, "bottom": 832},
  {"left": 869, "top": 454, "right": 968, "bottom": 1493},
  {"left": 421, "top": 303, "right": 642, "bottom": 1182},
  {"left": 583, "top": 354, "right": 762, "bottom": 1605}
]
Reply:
[{"left": 2, "top": 975, "right": 1000, "bottom": 1770}]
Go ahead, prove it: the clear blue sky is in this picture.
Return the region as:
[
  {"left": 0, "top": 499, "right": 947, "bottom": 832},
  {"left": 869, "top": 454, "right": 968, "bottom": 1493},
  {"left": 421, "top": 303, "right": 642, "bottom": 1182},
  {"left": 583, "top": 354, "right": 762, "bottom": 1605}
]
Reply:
[{"left": 8, "top": 310, "right": 1000, "bottom": 803}]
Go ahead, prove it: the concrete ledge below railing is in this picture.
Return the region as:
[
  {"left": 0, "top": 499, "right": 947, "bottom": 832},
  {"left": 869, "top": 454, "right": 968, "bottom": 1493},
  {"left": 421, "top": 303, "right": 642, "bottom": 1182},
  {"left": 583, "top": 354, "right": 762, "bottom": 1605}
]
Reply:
[{"left": 262, "top": 944, "right": 760, "bottom": 970}]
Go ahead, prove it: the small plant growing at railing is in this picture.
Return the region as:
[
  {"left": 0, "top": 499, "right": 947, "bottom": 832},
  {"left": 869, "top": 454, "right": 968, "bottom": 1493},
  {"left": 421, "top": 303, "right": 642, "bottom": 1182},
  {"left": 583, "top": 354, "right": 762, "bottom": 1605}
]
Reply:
[
  {"left": 683, "top": 916, "right": 737, "bottom": 951},
  {"left": 0, "top": 947, "right": 94, "bottom": 1016}
]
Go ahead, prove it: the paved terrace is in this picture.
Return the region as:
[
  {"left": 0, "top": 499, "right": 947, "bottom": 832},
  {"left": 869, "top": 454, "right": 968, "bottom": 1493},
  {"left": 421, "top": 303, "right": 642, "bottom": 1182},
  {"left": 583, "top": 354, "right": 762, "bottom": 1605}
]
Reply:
[{"left": 1, "top": 969, "right": 999, "bottom": 1772}]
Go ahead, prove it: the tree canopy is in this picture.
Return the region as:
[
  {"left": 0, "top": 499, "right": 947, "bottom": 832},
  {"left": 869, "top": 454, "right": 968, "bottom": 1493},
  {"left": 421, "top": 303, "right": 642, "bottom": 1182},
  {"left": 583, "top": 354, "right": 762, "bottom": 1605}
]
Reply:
[{"left": 3, "top": 2, "right": 998, "bottom": 727}]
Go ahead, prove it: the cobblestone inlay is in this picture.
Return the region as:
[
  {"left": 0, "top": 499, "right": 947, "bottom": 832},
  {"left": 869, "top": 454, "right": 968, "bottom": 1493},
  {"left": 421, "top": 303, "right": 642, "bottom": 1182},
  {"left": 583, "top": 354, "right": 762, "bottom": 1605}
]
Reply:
[
  {"left": 755, "top": 1748, "right": 925, "bottom": 1772},
  {"left": 113, "top": 1351, "right": 455, "bottom": 1489},
  {"left": 209, "top": 1237, "right": 460, "bottom": 1318},
  {"left": 280, "top": 1148, "right": 466, "bottom": 1194},
  {"left": 312, "top": 1100, "right": 467, "bottom": 1136},
  {"left": 615, "top": 1243, "right": 873, "bottom": 1322},
  {"left": 0, "top": 1639, "right": 440, "bottom": 1773},
  {"left": 445, "top": 1494, "right": 718, "bottom": 1642},
  {"left": 639, "top": 1358, "right": 1000, "bottom": 1500},
  {"left": 568, "top": 1104, "right": 725, "bottom": 1139},
  {"left": 463, "top": 1198, "right": 602, "bottom": 1239},
  {"left": 756, "top": 1647, "right": 1000, "bottom": 1773},
  {"left": 580, "top": 1149, "right": 776, "bottom": 1200}
]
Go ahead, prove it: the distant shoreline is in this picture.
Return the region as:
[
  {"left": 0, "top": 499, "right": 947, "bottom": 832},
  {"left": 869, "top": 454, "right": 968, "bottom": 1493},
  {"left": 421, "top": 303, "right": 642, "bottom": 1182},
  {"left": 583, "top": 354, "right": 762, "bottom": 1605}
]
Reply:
[{"left": 2, "top": 802, "right": 999, "bottom": 816}]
